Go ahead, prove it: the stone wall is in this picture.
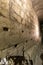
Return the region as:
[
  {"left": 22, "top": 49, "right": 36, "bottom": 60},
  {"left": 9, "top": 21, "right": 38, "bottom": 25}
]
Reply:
[{"left": 0, "top": 0, "right": 41, "bottom": 59}]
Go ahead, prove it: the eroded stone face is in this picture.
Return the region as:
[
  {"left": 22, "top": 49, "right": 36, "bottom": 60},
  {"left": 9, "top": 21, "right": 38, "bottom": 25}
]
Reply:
[
  {"left": 32, "top": 0, "right": 43, "bottom": 19},
  {"left": 0, "top": 0, "right": 40, "bottom": 58}
]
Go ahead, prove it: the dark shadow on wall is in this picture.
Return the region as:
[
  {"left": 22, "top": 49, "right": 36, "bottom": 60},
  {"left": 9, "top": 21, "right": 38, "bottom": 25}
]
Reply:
[
  {"left": 39, "top": 19, "right": 43, "bottom": 44},
  {"left": 40, "top": 53, "right": 43, "bottom": 65}
]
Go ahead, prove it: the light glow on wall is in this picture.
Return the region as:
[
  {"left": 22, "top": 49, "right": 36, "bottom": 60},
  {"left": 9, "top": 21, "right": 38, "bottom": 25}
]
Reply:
[{"left": 35, "top": 24, "right": 39, "bottom": 39}]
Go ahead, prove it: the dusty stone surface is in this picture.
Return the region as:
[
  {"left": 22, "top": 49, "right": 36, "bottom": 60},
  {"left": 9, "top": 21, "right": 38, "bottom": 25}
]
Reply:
[{"left": 0, "top": 0, "right": 41, "bottom": 60}]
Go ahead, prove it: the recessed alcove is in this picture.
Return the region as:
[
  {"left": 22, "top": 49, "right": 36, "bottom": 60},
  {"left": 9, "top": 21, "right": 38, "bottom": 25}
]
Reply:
[{"left": 3, "top": 27, "right": 9, "bottom": 31}]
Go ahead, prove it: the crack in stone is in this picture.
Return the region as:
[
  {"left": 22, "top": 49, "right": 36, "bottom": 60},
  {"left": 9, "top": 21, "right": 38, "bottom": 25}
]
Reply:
[{"left": 0, "top": 12, "right": 6, "bottom": 18}]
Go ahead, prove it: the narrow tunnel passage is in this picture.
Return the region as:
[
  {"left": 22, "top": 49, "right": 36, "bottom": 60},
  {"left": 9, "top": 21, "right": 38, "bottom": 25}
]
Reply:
[{"left": 39, "top": 19, "right": 43, "bottom": 44}]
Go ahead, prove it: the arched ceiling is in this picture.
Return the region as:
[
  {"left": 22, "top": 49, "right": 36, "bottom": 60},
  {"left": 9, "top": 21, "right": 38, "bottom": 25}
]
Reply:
[{"left": 32, "top": 0, "right": 43, "bottom": 20}]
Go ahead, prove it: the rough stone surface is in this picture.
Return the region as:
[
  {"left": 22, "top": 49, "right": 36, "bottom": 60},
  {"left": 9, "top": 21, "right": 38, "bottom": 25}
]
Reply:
[{"left": 0, "top": 0, "right": 41, "bottom": 64}]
